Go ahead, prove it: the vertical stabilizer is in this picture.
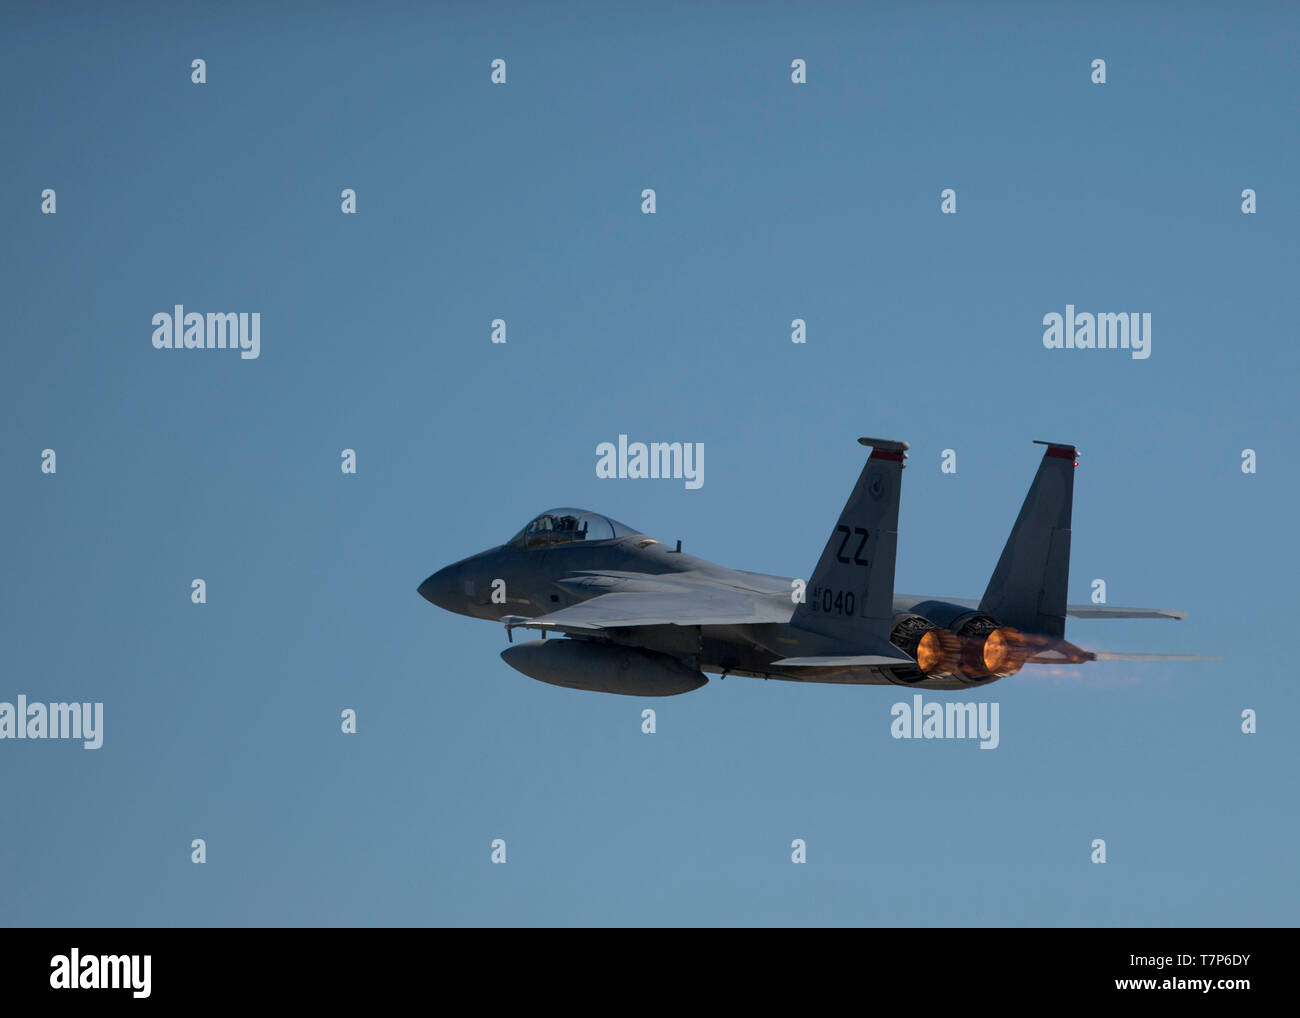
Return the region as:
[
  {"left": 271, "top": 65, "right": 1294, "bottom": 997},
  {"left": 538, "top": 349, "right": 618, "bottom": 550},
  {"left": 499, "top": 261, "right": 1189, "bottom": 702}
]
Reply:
[
  {"left": 978, "top": 441, "right": 1077, "bottom": 638},
  {"left": 791, "top": 437, "right": 908, "bottom": 642}
]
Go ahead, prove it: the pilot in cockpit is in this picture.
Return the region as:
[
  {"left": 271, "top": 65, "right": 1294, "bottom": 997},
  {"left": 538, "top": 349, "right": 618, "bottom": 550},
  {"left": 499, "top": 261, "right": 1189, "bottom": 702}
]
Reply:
[
  {"left": 554, "top": 514, "right": 588, "bottom": 538},
  {"left": 515, "top": 509, "right": 636, "bottom": 548},
  {"left": 528, "top": 513, "right": 573, "bottom": 546}
]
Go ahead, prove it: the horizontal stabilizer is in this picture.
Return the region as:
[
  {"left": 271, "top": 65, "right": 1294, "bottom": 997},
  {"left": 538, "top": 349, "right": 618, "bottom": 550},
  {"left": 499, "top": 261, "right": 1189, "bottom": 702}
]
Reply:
[
  {"left": 1021, "top": 635, "right": 1217, "bottom": 663},
  {"left": 1090, "top": 652, "right": 1217, "bottom": 661},
  {"left": 898, "top": 596, "right": 1187, "bottom": 622},
  {"left": 1064, "top": 604, "right": 1186, "bottom": 620}
]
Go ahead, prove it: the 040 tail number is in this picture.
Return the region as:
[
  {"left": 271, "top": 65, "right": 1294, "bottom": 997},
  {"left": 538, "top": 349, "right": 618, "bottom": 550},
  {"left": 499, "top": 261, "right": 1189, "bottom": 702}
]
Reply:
[{"left": 810, "top": 586, "right": 856, "bottom": 616}]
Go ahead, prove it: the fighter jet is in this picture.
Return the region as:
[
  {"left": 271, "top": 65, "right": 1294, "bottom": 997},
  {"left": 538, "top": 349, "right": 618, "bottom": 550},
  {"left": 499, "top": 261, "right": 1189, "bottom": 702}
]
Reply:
[{"left": 418, "top": 437, "right": 1196, "bottom": 696}]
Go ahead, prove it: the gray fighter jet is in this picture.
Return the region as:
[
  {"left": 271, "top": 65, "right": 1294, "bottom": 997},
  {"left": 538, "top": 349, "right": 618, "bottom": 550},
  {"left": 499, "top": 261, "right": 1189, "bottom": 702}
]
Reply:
[{"left": 418, "top": 437, "right": 1196, "bottom": 696}]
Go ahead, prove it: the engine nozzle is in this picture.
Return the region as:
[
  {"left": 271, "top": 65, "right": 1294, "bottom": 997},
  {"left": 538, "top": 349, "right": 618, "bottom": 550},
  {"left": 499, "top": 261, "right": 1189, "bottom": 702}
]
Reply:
[
  {"left": 901, "top": 602, "right": 1028, "bottom": 682},
  {"left": 890, "top": 614, "right": 961, "bottom": 677},
  {"left": 980, "top": 626, "right": 1027, "bottom": 677}
]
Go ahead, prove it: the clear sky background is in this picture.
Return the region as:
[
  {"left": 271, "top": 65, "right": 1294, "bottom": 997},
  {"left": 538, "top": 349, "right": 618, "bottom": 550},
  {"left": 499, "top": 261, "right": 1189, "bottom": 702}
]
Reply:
[{"left": 2, "top": 1, "right": 1296, "bottom": 927}]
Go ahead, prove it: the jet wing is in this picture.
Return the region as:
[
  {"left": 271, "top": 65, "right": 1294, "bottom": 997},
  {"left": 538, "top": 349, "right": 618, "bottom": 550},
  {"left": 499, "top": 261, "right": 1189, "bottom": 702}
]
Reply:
[{"left": 505, "top": 588, "right": 790, "bottom": 633}]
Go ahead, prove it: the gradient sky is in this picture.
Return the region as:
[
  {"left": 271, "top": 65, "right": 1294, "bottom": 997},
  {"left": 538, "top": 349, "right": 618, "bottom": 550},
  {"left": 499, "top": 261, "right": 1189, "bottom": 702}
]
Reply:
[{"left": 2, "top": 1, "right": 1297, "bottom": 927}]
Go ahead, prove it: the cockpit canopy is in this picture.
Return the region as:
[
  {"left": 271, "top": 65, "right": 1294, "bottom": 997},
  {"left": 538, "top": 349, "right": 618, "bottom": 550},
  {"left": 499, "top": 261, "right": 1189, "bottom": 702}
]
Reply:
[{"left": 508, "top": 508, "right": 642, "bottom": 548}]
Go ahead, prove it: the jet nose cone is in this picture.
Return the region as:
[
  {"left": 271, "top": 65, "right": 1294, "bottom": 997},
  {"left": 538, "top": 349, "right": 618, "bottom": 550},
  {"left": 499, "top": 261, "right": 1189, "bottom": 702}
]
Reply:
[{"left": 418, "top": 566, "right": 458, "bottom": 611}]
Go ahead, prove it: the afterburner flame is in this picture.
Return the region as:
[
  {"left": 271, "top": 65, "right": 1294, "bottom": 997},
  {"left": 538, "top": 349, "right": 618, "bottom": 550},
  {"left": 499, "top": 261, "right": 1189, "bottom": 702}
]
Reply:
[
  {"left": 982, "top": 627, "right": 1027, "bottom": 676},
  {"left": 916, "top": 630, "right": 942, "bottom": 673},
  {"left": 915, "top": 628, "right": 961, "bottom": 675}
]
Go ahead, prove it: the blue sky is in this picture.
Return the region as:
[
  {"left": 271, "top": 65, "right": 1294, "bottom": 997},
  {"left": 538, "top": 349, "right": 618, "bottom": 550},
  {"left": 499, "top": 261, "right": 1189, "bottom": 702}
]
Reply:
[{"left": 2, "top": 1, "right": 1296, "bottom": 926}]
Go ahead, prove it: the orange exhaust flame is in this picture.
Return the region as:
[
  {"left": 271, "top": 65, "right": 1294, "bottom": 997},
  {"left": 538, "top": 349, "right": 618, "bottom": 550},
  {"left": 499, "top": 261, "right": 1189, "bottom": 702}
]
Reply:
[
  {"left": 982, "top": 627, "right": 1028, "bottom": 676},
  {"left": 915, "top": 629, "right": 962, "bottom": 675},
  {"left": 916, "top": 630, "right": 942, "bottom": 673}
]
